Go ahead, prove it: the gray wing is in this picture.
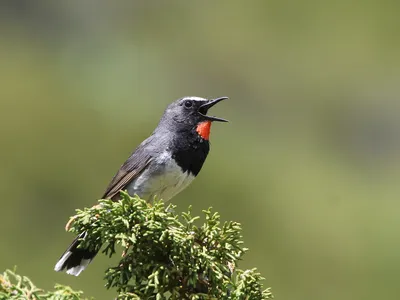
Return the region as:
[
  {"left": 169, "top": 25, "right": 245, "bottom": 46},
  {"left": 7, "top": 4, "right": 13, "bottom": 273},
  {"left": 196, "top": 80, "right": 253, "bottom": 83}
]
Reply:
[{"left": 102, "top": 143, "right": 153, "bottom": 200}]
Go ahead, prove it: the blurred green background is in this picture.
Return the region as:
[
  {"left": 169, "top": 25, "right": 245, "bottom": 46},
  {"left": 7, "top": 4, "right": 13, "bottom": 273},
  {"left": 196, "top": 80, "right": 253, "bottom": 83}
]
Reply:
[{"left": 1, "top": 1, "right": 400, "bottom": 299}]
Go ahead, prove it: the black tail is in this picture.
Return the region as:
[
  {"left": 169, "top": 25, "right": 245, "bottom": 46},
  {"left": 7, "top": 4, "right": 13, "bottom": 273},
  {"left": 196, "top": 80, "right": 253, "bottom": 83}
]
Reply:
[{"left": 54, "top": 232, "right": 99, "bottom": 276}]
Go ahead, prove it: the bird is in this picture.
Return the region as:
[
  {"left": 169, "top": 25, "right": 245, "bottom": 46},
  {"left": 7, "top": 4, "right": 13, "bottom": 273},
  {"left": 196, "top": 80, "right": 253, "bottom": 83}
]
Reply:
[{"left": 54, "top": 96, "right": 228, "bottom": 276}]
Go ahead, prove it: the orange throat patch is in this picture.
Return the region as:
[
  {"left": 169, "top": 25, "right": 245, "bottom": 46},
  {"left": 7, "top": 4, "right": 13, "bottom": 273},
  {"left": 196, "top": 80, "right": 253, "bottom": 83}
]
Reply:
[{"left": 196, "top": 121, "right": 212, "bottom": 140}]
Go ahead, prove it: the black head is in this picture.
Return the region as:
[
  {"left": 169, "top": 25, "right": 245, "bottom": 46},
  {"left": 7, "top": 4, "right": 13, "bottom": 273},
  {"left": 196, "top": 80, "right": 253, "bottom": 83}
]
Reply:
[
  {"left": 157, "top": 96, "right": 228, "bottom": 174},
  {"left": 160, "top": 96, "right": 228, "bottom": 127}
]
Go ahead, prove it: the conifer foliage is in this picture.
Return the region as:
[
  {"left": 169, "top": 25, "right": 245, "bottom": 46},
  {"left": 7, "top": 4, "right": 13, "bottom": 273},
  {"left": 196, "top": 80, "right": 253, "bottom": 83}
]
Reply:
[{"left": 1, "top": 192, "right": 272, "bottom": 299}]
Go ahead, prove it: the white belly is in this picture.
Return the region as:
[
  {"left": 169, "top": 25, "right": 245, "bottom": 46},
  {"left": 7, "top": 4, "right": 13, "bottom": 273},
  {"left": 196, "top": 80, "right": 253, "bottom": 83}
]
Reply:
[{"left": 126, "top": 151, "right": 195, "bottom": 202}]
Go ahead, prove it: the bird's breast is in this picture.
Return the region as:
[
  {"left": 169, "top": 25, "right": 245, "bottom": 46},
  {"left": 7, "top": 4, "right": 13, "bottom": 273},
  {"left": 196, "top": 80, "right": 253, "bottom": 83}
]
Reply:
[{"left": 125, "top": 151, "right": 195, "bottom": 202}]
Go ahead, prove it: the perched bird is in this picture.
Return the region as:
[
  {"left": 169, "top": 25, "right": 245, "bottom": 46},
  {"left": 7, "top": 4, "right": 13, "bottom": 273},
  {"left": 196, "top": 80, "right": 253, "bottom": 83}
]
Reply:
[{"left": 54, "top": 96, "right": 228, "bottom": 276}]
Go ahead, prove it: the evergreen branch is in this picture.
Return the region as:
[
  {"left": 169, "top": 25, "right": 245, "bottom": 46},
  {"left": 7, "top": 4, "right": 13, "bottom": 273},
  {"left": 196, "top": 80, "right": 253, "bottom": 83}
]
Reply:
[
  {"left": 1, "top": 193, "right": 273, "bottom": 299},
  {"left": 0, "top": 269, "right": 89, "bottom": 300},
  {"left": 68, "top": 192, "right": 273, "bottom": 299}
]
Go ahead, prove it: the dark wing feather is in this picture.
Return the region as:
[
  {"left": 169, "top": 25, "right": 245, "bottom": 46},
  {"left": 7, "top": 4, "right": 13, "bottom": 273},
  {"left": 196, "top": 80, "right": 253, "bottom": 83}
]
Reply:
[{"left": 102, "top": 147, "right": 153, "bottom": 200}]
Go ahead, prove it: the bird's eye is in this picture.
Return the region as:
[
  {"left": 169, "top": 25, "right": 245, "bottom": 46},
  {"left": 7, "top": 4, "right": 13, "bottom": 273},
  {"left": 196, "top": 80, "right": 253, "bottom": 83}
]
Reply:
[{"left": 184, "top": 100, "right": 193, "bottom": 108}]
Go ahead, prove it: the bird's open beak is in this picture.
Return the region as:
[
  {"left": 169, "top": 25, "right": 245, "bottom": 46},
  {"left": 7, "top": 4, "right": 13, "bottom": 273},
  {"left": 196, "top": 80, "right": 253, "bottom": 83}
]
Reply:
[{"left": 198, "top": 97, "right": 229, "bottom": 122}]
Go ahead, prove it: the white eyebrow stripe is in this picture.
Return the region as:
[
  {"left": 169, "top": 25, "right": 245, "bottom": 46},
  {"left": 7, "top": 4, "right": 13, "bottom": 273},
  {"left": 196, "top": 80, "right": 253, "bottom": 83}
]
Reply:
[{"left": 183, "top": 96, "right": 207, "bottom": 101}]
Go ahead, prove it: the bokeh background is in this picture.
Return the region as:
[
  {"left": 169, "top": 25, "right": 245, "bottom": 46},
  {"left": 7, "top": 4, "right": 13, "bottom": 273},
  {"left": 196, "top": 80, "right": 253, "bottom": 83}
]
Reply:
[{"left": 1, "top": 1, "right": 400, "bottom": 299}]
